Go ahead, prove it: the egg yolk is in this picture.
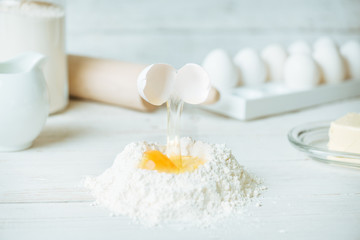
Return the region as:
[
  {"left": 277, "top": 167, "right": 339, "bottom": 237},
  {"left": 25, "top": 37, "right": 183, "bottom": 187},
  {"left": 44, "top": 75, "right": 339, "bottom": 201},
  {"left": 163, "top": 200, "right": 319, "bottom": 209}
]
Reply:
[{"left": 138, "top": 150, "right": 204, "bottom": 173}]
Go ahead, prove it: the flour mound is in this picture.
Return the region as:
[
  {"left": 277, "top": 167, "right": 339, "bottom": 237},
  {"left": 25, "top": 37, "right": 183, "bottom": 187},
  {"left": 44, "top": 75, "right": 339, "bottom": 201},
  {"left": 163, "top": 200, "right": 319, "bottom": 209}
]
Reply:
[{"left": 84, "top": 138, "right": 264, "bottom": 227}]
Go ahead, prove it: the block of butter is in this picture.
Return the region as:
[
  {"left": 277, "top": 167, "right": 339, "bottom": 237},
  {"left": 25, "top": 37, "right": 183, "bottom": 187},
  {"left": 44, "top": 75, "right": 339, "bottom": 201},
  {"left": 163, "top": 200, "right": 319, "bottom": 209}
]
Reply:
[{"left": 328, "top": 113, "right": 360, "bottom": 154}]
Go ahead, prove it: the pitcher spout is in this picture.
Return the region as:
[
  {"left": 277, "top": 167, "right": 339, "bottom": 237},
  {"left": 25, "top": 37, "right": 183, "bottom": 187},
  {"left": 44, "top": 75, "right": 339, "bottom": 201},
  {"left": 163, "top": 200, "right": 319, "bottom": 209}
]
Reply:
[
  {"left": 0, "top": 52, "right": 46, "bottom": 74},
  {"left": 15, "top": 52, "right": 46, "bottom": 72}
]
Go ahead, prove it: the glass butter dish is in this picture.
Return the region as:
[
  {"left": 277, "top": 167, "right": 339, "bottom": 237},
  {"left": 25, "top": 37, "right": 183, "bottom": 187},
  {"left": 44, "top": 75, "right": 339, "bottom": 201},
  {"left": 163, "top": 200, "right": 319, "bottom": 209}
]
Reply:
[{"left": 288, "top": 121, "right": 360, "bottom": 169}]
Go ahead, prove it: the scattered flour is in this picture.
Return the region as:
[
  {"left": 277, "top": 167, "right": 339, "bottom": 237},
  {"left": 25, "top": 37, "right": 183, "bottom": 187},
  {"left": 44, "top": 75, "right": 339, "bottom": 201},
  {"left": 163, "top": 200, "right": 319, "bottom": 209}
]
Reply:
[{"left": 84, "top": 138, "right": 265, "bottom": 227}]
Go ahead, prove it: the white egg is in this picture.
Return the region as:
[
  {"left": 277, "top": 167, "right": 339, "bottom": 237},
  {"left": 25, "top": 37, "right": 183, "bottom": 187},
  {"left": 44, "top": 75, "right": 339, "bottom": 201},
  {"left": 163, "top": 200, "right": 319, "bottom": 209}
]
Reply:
[
  {"left": 313, "top": 37, "right": 345, "bottom": 84},
  {"left": 261, "top": 44, "right": 287, "bottom": 82},
  {"left": 137, "top": 64, "right": 176, "bottom": 106},
  {"left": 202, "top": 49, "right": 239, "bottom": 90},
  {"left": 284, "top": 54, "right": 320, "bottom": 90},
  {"left": 288, "top": 40, "right": 312, "bottom": 55},
  {"left": 233, "top": 48, "right": 267, "bottom": 86},
  {"left": 314, "top": 37, "right": 337, "bottom": 50},
  {"left": 340, "top": 40, "right": 360, "bottom": 80}
]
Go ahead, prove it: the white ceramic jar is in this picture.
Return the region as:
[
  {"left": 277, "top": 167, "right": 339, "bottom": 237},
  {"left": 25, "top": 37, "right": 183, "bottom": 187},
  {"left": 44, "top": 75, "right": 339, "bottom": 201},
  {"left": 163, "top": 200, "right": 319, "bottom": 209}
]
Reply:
[
  {"left": 0, "top": 0, "right": 67, "bottom": 114},
  {"left": 0, "top": 52, "right": 49, "bottom": 151}
]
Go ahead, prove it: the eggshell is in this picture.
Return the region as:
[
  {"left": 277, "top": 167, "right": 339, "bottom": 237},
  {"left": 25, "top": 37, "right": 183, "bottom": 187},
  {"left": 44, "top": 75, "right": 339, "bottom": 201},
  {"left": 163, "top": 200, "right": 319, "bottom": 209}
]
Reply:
[
  {"left": 137, "top": 64, "right": 176, "bottom": 106},
  {"left": 175, "top": 63, "right": 211, "bottom": 104},
  {"left": 138, "top": 63, "right": 212, "bottom": 106},
  {"left": 284, "top": 54, "right": 320, "bottom": 90},
  {"left": 261, "top": 44, "right": 287, "bottom": 82},
  {"left": 233, "top": 48, "right": 267, "bottom": 86},
  {"left": 313, "top": 37, "right": 345, "bottom": 84},
  {"left": 288, "top": 40, "right": 312, "bottom": 55},
  {"left": 202, "top": 49, "right": 239, "bottom": 90},
  {"left": 340, "top": 40, "right": 360, "bottom": 80}
]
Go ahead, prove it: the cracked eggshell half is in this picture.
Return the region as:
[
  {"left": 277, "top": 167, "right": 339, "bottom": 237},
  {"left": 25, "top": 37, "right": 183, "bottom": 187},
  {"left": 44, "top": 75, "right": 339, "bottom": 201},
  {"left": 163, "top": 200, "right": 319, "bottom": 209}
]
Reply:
[
  {"left": 202, "top": 49, "right": 239, "bottom": 90},
  {"left": 313, "top": 37, "right": 345, "bottom": 84},
  {"left": 284, "top": 54, "right": 320, "bottom": 90},
  {"left": 233, "top": 48, "right": 267, "bottom": 86},
  {"left": 137, "top": 63, "right": 176, "bottom": 106},
  {"left": 288, "top": 40, "right": 312, "bottom": 55},
  {"left": 261, "top": 44, "right": 287, "bottom": 82},
  {"left": 175, "top": 64, "right": 211, "bottom": 104},
  {"left": 340, "top": 40, "right": 360, "bottom": 80}
]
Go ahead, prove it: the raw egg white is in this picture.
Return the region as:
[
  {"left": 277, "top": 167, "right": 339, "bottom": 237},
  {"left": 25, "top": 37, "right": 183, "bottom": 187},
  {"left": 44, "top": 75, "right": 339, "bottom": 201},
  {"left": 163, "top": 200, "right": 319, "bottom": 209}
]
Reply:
[
  {"left": 261, "top": 44, "right": 287, "bottom": 82},
  {"left": 202, "top": 49, "right": 239, "bottom": 90},
  {"left": 233, "top": 48, "right": 267, "bottom": 86}
]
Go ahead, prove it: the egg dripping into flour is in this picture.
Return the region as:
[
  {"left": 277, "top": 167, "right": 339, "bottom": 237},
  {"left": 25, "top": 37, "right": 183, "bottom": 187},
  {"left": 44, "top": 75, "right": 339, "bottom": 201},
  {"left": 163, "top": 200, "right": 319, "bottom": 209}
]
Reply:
[{"left": 137, "top": 63, "right": 211, "bottom": 173}]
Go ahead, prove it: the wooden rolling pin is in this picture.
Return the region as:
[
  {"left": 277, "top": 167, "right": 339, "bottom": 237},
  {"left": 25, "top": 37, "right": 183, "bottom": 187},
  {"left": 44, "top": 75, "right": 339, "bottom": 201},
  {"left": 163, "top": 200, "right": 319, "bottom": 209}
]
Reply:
[{"left": 68, "top": 55, "right": 219, "bottom": 111}]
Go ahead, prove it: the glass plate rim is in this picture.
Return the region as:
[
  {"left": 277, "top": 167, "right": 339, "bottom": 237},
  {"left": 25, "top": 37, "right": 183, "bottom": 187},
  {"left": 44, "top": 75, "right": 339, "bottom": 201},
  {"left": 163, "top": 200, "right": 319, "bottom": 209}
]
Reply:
[{"left": 287, "top": 120, "right": 360, "bottom": 161}]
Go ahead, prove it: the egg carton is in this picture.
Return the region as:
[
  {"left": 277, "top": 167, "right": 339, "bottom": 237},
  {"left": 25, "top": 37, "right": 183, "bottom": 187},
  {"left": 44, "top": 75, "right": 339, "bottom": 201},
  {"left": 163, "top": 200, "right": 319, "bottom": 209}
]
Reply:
[{"left": 201, "top": 80, "right": 360, "bottom": 120}]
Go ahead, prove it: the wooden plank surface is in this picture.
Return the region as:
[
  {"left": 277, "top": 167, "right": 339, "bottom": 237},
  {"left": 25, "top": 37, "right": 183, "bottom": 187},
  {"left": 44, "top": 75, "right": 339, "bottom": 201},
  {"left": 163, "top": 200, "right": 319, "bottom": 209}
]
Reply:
[
  {"left": 66, "top": 0, "right": 360, "bottom": 66},
  {"left": 67, "top": 0, "right": 360, "bottom": 32},
  {"left": 0, "top": 98, "right": 360, "bottom": 239}
]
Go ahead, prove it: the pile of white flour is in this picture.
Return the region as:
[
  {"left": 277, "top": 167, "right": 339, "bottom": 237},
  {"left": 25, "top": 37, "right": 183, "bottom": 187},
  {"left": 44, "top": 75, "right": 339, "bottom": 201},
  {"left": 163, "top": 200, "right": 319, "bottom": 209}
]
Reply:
[{"left": 84, "top": 138, "right": 264, "bottom": 227}]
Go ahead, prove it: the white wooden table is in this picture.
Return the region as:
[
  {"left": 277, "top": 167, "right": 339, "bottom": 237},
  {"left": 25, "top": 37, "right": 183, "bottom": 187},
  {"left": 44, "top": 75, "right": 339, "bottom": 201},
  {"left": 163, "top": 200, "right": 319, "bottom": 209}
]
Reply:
[{"left": 1, "top": 98, "right": 360, "bottom": 240}]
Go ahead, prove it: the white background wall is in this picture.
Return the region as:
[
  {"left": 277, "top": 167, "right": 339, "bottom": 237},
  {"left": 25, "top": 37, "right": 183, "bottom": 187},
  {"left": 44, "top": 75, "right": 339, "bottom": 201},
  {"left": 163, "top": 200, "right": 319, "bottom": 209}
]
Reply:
[{"left": 66, "top": 0, "right": 360, "bottom": 67}]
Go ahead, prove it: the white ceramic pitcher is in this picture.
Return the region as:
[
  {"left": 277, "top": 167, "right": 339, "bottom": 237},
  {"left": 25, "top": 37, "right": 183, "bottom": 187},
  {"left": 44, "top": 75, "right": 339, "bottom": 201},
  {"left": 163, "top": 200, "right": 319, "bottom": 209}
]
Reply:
[{"left": 0, "top": 52, "right": 49, "bottom": 151}]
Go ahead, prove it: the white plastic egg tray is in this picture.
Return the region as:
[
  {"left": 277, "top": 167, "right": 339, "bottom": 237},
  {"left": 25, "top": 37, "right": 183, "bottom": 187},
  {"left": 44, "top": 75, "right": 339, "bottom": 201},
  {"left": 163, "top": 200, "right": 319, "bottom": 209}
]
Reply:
[{"left": 202, "top": 80, "right": 360, "bottom": 120}]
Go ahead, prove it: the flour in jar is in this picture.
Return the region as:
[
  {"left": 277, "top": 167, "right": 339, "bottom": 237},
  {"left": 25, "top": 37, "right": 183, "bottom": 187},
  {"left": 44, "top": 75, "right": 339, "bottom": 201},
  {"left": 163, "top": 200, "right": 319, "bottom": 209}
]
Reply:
[
  {"left": 84, "top": 138, "right": 265, "bottom": 227},
  {"left": 0, "top": 1, "right": 68, "bottom": 114}
]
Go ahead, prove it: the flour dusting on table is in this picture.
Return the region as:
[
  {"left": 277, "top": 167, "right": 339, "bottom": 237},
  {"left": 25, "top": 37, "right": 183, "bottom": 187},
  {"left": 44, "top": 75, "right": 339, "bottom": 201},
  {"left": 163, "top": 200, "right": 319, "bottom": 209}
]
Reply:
[{"left": 84, "top": 138, "right": 265, "bottom": 227}]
